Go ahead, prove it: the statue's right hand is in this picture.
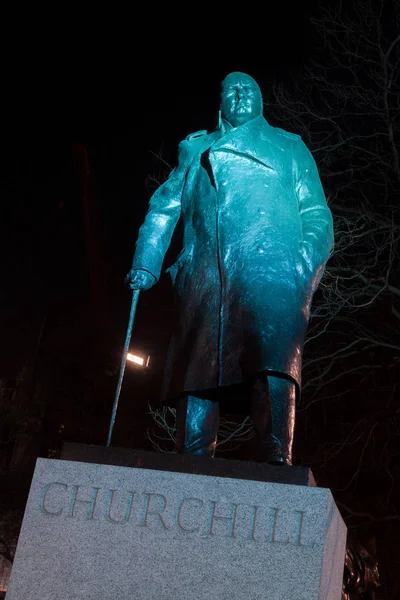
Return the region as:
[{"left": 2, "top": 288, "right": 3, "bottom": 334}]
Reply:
[{"left": 126, "top": 269, "right": 157, "bottom": 291}]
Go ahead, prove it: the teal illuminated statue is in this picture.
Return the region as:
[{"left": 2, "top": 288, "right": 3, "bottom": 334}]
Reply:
[{"left": 128, "top": 72, "right": 334, "bottom": 465}]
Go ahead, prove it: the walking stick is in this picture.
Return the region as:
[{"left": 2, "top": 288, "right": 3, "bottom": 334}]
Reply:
[{"left": 106, "top": 289, "right": 140, "bottom": 447}]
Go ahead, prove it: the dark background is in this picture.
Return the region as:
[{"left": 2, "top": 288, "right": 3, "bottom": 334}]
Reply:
[{"left": 0, "top": 1, "right": 398, "bottom": 597}]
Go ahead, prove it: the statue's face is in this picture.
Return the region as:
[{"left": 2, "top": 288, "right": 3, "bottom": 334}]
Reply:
[{"left": 220, "top": 72, "right": 262, "bottom": 128}]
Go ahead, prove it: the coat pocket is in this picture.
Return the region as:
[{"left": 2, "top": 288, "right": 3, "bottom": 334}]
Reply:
[
  {"left": 293, "top": 244, "right": 314, "bottom": 291},
  {"left": 165, "top": 249, "right": 192, "bottom": 285},
  {"left": 295, "top": 243, "right": 325, "bottom": 299}
]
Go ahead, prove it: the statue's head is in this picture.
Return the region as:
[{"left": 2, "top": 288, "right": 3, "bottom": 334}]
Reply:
[{"left": 220, "top": 72, "right": 263, "bottom": 128}]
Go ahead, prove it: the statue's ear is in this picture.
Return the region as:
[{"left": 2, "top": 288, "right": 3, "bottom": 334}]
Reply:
[{"left": 217, "top": 110, "right": 222, "bottom": 129}]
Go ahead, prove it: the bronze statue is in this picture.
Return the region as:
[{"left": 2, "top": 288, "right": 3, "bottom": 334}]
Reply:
[{"left": 128, "top": 72, "right": 334, "bottom": 465}]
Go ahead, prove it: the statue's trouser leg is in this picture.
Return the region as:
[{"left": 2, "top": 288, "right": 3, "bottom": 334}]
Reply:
[
  {"left": 175, "top": 395, "right": 220, "bottom": 458},
  {"left": 251, "top": 373, "right": 296, "bottom": 465}
]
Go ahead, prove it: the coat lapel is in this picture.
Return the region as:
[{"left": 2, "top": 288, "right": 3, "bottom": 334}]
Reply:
[{"left": 210, "top": 115, "right": 282, "bottom": 172}]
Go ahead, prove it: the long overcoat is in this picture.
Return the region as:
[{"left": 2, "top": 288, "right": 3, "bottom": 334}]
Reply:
[{"left": 132, "top": 115, "right": 334, "bottom": 403}]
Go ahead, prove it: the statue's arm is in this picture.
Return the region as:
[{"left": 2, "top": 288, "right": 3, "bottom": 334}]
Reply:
[
  {"left": 293, "top": 140, "right": 334, "bottom": 277},
  {"left": 131, "top": 141, "right": 190, "bottom": 282}
]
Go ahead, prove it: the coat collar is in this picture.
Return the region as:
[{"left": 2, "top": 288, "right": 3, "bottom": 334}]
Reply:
[{"left": 209, "top": 115, "right": 281, "bottom": 171}]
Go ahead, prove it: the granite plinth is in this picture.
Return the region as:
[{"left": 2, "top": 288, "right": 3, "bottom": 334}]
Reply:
[{"left": 7, "top": 455, "right": 346, "bottom": 599}]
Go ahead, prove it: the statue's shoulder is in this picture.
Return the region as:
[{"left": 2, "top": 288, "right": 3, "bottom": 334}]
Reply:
[
  {"left": 273, "top": 126, "right": 302, "bottom": 143},
  {"left": 184, "top": 130, "right": 209, "bottom": 142},
  {"left": 177, "top": 130, "right": 212, "bottom": 164}
]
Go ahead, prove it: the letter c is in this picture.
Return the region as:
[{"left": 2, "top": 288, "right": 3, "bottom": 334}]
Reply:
[
  {"left": 177, "top": 498, "right": 204, "bottom": 532},
  {"left": 40, "top": 482, "right": 68, "bottom": 516}
]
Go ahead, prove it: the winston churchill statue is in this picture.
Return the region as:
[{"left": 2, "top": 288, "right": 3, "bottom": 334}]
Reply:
[{"left": 128, "top": 72, "right": 334, "bottom": 465}]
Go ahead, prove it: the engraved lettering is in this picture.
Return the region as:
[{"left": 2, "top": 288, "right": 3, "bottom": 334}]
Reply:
[
  {"left": 38, "top": 479, "right": 312, "bottom": 549},
  {"left": 105, "top": 490, "right": 135, "bottom": 524},
  {"left": 67, "top": 485, "right": 100, "bottom": 520},
  {"left": 266, "top": 507, "right": 289, "bottom": 544},
  {"left": 140, "top": 493, "right": 169, "bottom": 529},
  {"left": 207, "top": 501, "right": 239, "bottom": 538},
  {"left": 177, "top": 497, "right": 204, "bottom": 532},
  {"left": 295, "top": 510, "right": 313, "bottom": 547},
  {"left": 40, "top": 482, "right": 68, "bottom": 516},
  {"left": 248, "top": 505, "right": 259, "bottom": 541}
]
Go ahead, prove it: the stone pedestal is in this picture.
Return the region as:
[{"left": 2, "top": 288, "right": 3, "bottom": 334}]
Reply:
[{"left": 6, "top": 446, "right": 346, "bottom": 600}]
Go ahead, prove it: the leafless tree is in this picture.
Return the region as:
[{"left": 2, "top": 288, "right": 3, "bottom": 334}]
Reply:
[
  {"left": 147, "top": 405, "right": 254, "bottom": 454},
  {"left": 266, "top": 0, "right": 400, "bottom": 411}
]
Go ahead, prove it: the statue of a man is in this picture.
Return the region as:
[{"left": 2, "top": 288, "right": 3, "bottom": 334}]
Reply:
[{"left": 128, "top": 72, "right": 334, "bottom": 465}]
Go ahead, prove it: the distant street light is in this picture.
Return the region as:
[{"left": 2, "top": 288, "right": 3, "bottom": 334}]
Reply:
[{"left": 127, "top": 352, "right": 150, "bottom": 367}]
